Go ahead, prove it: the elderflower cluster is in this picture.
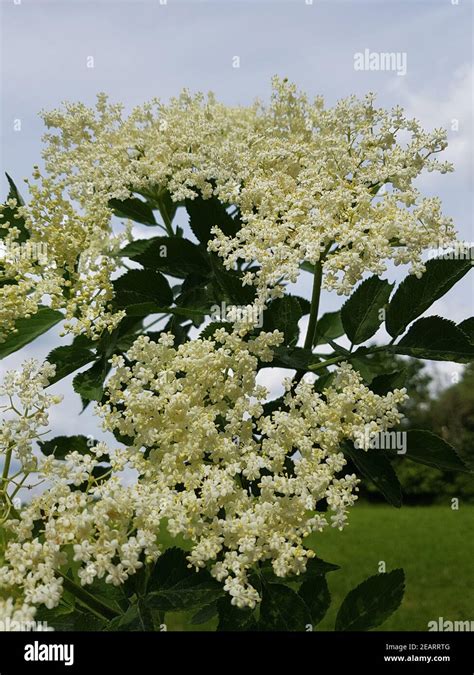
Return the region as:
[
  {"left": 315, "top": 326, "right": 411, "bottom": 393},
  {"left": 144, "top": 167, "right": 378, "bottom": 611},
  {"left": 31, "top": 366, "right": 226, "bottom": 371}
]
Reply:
[
  {"left": 95, "top": 331, "right": 406, "bottom": 607},
  {"left": 0, "top": 360, "right": 62, "bottom": 473},
  {"left": 0, "top": 598, "right": 37, "bottom": 626},
  {"left": 34, "top": 77, "right": 455, "bottom": 313},
  {"left": 0, "top": 330, "right": 407, "bottom": 611},
  {"left": 0, "top": 177, "right": 128, "bottom": 343}
]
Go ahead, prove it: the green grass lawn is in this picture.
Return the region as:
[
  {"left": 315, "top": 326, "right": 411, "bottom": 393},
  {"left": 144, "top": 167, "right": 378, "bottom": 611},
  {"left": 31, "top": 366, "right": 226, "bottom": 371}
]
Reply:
[{"left": 167, "top": 504, "right": 474, "bottom": 631}]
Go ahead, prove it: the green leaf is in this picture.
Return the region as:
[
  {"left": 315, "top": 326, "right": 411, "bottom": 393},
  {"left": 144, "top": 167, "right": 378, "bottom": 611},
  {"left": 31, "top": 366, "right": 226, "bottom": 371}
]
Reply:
[
  {"left": 261, "top": 555, "right": 339, "bottom": 584},
  {"left": 305, "top": 557, "right": 340, "bottom": 576},
  {"left": 341, "top": 276, "right": 393, "bottom": 345},
  {"left": 191, "top": 601, "right": 219, "bottom": 625},
  {"left": 115, "top": 237, "right": 159, "bottom": 259},
  {"left": 46, "top": 344, "right": 96, "bottom": 385},
  {"left": 344, "top": 443, "right": 402, "bottom": 507},
  {"left": 131, "top": 237, "right": 211, "bottom": 278},
  {"left": 335, "top": 569, "right": 405, "bottom": 631},
  {"left": 152, "top": 188, "right": 179, "bottom": 229},
  {"left": 272, "top": 346, "right": 316, "bottom": 371},
  {"left": 0, "top": 307, "right": 63, "bottom": 359},
  {"left": 108, "top": 197, "right": 157, "bottom": 226},
  {"left": 113, "top": 268, "right": 173, "bottom": 314},
  {"left": 386, "top": 254, "right": 473, "bottom": 338},
  {"left": 38, "top": 435, "right": 104, "bottom": 461},
  {"left": 0, "top": 173, "right": 29, "bottom": 242},
  {"left": 315, "top": 311, "right": 345, "bottom": 345},
  {"left": 299, "top": 575, "right": 331, "bottom": 627},
  {"left": 216, "top": 597, "right": 256, "bottom": 631},
  {"left": 5, "top": 173, "right": 25, "bottom": 206},
  {"left": 349, "top": 356, "right": 379, "bottom": 384},
  {"left": 258, "top": 583, "right": 312, "bottom": 631},
  {"left": 395, "top": 316, "right": 474, "bottom": 362},
  {"left": 295, "top": 296, "right": 311, "bottom": 315},
  {"left": 396, "top": 430, "right": 469, "bottom": 473},
  {"left": 458, "top": 317, "right": 474, "bottom": 343},
  {"left": 261, "top": 396, "right": 286, "bottom": 417},
  {"left": 36, "top": 606, "right": 105, "bottom": 631},
  {"left": 369, "top": 369, "right": 407, "bottom": 396},
  {"left": 186, "top": 195, "right": 238, "bottom": 244},
  {"left": 146, "top": 548, "right": 224, "bottom": 612},
  {"left": 109, "top": 603, "right": 154, "bottom": 631},
  {"left": 199, "top": 321, "right": 233, "bottom": 339},
  {"left": 264, "top": 296, "right": 302, "bottom": 346},
  {"left": 313, "top": 371, "right": 336, "bottom": 393},
  {"left": 73, "top": 359, "right": 109, "bottom": 402},
  {"left": 209, "top": 256, "right": 256, "bottom": 305}
]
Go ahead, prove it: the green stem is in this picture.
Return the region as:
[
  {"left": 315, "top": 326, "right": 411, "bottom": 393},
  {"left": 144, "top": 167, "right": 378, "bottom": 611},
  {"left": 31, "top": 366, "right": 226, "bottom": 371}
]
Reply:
[
  {"left": 304, "top": 260, "right": 323, "bottom": 350},
  {"left": 310, "top": 345, "right": 387, "bottom": 372},
  {"left": 157, "top": 198, "right": 174, "bottom": 237},
  {"left": 2, "top": 447, "right": 12, "bottom": 483},
  {"left": 310, "top": 355, "right": 344, "bottom": 371}
]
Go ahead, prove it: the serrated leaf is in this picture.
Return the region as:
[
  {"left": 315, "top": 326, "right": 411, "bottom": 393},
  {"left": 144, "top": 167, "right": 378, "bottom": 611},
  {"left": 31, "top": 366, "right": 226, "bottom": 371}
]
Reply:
[
  {"left": 1, "top": 173, "right": 29, "bottom": 242},
  {"left": 131, "top": 237, "right": 211, "bottom": 278},
  {"left": 263, "top": 296, "right": 302, "bottom": 346},
  {"left": 272, "top": 346, "right": 316, "bottom": 371},
  {"left": 115, "top": 237, "right": 159, "bottom": 259},
  {"left": 299, "top": 575, "right": 331, "bottom": 627},
  {"left": 458, "top": 317, "right": 474, "bottom": 343},
  {"left": 5, "top": 173, "right": 25, "bottom": 206},
  {"left": 186, "top": 195, "right": 238, "bottom": 243},
  {"left": 0, "top": 307, "right": 63, "bottom": 359},
  {"left": 314, "top": 311, "right": 344, "bottom": 345},
  {"left": 335, "top": 569, "right": 405, "bottom": 631},
  {"left": 344, "top": 443, "right": 402, "bottom": 507},
  {"left": 46, "top": 344, "right": 96, "bottom": 385},
  {"left": 216, "top": 597, "right": 256, "bottom": 631},
  {"left": 258, "top": 583, "right": 312, "bottom": 631},
  {"left": 113, "top": 268, "right": 173, "bottom": 313},
  {"left": 295, "top": 296, "right": 311, "bottom": 315},
  {"left": 341, "top": 276, "right": 393, "bottom": 345},
  {"left": 38, "top": 435, "right": 102, "bottom": 460},
  {"left": 73, "top": 359, "right": 109, "bottom": 402},
  {"left": 395, "top": 316, "right": 474, "bottom": 362},
  {"left": 396, "top": 429, "right": 469, "bottom": 472},
  {"left": 209, "top": 256, "right": 256, "bottom": 305},
  {"left": 386, "top": 255, "right": 473, "bottom": 337},
  {"left": 199, "top": 321, "right": 233, "bottom": 339},
  {"left": 146, "top": 548, "right": 223, "bottom": 612},
  {"left": 305, "top": 556, "right": 340, "bottom": 576},
  {"left": 369, "top": 369, "right": 407, "bottom": 396},
  {"left": 109, "top": 196, "right": 157, "bottom": 226}
]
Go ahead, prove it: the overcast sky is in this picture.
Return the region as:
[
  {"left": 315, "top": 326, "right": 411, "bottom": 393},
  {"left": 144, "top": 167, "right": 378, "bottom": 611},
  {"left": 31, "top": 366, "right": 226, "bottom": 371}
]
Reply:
[{"left": 0, "top": 0, "right": 472, "bottom": 442}]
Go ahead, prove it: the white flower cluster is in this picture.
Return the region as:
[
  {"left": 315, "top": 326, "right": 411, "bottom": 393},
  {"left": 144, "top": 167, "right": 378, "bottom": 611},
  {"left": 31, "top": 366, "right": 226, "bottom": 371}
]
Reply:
[
  {"left": 0, "top": 337, "right": 406, "bottom": 611},
  {"left": 0, "top": 360, "right": 62, "bottom": 473},
  {"left": 0, "top": 597, "right": 37, "bottom": 626},
  {"left": 0, "top": 178, "right": 128, "bottom": 343},
  {"left": 96, "top": 331, "right": 406, "bottom": 607},
  {"left": 35, "top": 78, "right": 455, "bottom": 309},
  {"left": 0, "top": 79, "right": 430, "bottom": 615}
]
